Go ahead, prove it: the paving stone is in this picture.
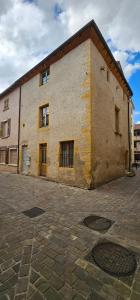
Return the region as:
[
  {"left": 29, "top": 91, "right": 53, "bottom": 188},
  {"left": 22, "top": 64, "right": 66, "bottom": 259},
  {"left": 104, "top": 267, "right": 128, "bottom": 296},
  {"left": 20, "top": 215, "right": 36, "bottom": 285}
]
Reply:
[
  {"left": 30, "top": 269, "right": 40, "bottom": 284},
  {"left": 49, "top": 274, "right": 65, "bottom": 290},
  {"left": 44, "top": 287, "right": 64, "bottom": 300},
  {"left": 30, "top": 291, "right": 44, "bottom": 300},
  {"left": 19, "top": 264, "right": 30, "bottom": 277},
  {"left": 35, "top": 277, "right": 50, "bottom": 293},
  {"left": 131, "top": 291, "right": 140, "bottom": 300},
  {"left": 27, "top": 284, "right": 36, "bottom": 298},
  {"left": 0, "top": 295, "right": 9, "bottom": 300},
  {"left": 16, "top": 276, "right": 28, "bottom": 294},
  {"left": 60, "top": 283, "right": 75, "bottom": 299},
  {"left": 13, "top": 263, "right": 20, "bottom": 274},
  {"left": 88, "top": 290, "right": 105, "bottom": 300}
]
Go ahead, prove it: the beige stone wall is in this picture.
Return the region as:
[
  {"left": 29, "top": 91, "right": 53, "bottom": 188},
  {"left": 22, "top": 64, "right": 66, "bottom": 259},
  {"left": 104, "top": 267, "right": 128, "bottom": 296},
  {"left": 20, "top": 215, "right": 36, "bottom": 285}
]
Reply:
[
  {"left": 20, "top": 40, "right": 92, "bottom": 188},
  {"left": 0, "top": 88, "right": 20, "bottom": 173},
  {"left": 90, "top": 40, "right": 129, "bottom": 186}
]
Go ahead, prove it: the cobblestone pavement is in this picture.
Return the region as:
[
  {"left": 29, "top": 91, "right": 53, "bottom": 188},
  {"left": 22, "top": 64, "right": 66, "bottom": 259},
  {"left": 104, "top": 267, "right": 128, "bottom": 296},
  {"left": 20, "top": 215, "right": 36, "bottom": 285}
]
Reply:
[{"left": 0, "top": 171, "right": 140, "bottom": 300}]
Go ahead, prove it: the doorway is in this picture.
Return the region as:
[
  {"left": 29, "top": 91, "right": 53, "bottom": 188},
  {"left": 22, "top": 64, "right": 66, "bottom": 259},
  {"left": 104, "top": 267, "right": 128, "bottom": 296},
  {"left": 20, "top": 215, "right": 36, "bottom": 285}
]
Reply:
[{"left": 39, "top": 143, "right": 47, "bottom": 176}]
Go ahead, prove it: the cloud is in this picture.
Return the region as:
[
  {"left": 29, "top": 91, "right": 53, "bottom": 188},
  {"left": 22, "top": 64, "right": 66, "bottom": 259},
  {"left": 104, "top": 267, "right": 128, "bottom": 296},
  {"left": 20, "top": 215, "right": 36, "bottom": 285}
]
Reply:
[
  {"left": 134, "top": 112, "right": 140, "bottom": 116},
  {"left": 136, "top": 121, "right": 140, "bottom": 124},
  {"left": 0, "top": 0, "right": 140, "bottom": 92}
]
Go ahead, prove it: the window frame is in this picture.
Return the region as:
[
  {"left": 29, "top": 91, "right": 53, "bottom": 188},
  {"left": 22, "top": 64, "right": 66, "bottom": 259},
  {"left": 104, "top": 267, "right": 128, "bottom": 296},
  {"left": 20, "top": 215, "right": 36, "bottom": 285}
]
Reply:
[
  {"left": 39, "top": 104, "right": 49, "bottom": 128},
  {"left": 8, "top": 147, "right": 18, "bottom": 166},
  {"left": 59, "top": 141, "right": 74, "bottom": 168},
  {"left": 0, "top": 119, "right": 11, "bottom": 138},
  {"left": 0, "top": 148, "right": 6, "bottom": 164},
  {"left": 40, "top": 68, "right": 50, "bottom": 85},
  {"left": 3, "top": 98, "right": 9, "bottom": 111}
]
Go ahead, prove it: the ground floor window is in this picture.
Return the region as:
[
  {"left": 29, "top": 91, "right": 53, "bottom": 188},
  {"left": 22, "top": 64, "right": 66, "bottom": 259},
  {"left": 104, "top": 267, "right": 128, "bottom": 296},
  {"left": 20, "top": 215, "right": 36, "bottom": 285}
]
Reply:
[
  {"left": 60, "top": 141, "right": 74, "bottom": 168},
  {"left": 9, "top": 148, "right": 18, "bottom": 165},
  {"left": 0, "top": 149, "right": 6, "bottom": 164}
]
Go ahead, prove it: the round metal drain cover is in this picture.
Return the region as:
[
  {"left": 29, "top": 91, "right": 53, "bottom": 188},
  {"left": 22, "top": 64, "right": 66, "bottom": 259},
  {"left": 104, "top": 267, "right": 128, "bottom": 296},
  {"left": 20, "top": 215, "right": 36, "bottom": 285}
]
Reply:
[
  {"left": 83, "top": 216, "right": 112, "bottom": 231},
  {"left": 92, "top": 242, "right": 137, "bottom": 277}
]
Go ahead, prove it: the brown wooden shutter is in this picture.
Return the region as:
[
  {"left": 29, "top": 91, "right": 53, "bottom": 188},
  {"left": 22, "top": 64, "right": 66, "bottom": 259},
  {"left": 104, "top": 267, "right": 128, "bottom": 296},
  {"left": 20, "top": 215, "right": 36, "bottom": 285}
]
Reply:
[{"left": 7, "top": 119, "right": 11, "bottom": 136}]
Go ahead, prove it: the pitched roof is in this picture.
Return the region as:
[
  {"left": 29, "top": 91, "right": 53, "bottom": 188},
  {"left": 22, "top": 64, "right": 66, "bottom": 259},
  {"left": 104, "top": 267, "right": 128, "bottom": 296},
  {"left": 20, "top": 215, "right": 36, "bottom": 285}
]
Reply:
[
  {"left": 0, "top": 20, "right": 133, "bottom": 99},
  {"left": 134, "top": 124, "right": 140, "bottom": 130}
]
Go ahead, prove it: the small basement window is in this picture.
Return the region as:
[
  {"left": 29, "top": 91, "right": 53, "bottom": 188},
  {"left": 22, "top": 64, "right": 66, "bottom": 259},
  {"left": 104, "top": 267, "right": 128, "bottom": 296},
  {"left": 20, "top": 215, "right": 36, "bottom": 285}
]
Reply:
[
  {"left": 40, "top": 105, "right": 49, "bottom": 127},
  {"left": 40, "top": 68, "right": 50, "bottom": 85},
  {"left": 60, "top": 141, "right": 74, "bottom": 168}
]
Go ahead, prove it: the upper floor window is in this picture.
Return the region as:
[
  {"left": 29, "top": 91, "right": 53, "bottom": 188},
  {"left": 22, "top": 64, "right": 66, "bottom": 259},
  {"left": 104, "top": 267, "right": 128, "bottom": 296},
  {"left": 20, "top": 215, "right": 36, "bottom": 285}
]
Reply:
[
  {"left": 115, "top": 106, "right": 120, "bottom": 134},
  {"left": 40, "top": 68, "right": 50, "bottom": 85},
  {"left": 40, "top": 105, "right": 49, "bottom": 127},
  {"left": 0, "top": 119, "right": 11, "bottom": 138},
  {"left": 3, "top": 98, "right": 9, "bottom": 111},
  {"left": 59, "top": 141, "right": 74, "bottom": 168}
]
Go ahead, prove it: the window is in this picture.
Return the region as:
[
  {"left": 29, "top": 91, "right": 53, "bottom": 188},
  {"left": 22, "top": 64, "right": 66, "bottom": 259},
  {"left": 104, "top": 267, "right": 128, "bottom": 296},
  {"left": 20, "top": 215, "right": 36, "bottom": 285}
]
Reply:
[
  {"left": 107, "top": 70, "right": 110, "bottom": 82},
  {"left": 9, "top": 148, "right": 17, "bottom": 165},
  {"left": 0, "top": 149, "right": 6, "bottom": 164},
  {"left": 0, "top": 119, "right": 11, "bottom": 138},
  {"left": 115, "top": 106, "right": 120, "bottom": 134},
  {"left": 60, "top": 141, "right": 74, "bottom": 168},
  {"left": 40, "top": 68, "right": 50, "bottom": 85},
  {"left": 134, "top": 141, "right": 137, "bottom": 148},
  {"left": 3, "top": 98, "right": 9, "bottom": 111},
  {"left": 40, "top": 105, "right": 49, "bottom": 127}
]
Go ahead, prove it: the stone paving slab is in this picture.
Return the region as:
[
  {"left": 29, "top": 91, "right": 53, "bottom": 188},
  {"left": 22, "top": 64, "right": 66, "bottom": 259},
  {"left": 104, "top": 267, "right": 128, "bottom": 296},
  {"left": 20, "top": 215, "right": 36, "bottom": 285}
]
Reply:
[{"left": 0, "top": 171, "right": 140, "bottom": 299}]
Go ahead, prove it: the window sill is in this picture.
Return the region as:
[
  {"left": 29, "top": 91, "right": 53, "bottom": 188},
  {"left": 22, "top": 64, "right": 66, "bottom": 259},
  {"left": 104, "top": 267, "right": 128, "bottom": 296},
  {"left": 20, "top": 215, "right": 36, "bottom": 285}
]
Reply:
[
  {"left": 1, "top": 135, "right": 10, "bottom": 139},
  {"left": 8, "top": 164, "right": 17, "bottom": 167},
  {"left": 0, "top": 163, "right": 6, "bottom": 165},
  {"left": 114, "top": 131, "right": 122, "bottom": 136},
  {"left": 59, "top": 166, "right": 74, "bottom": 169},
  {"left": 3, "top": 107, "right": 9, "bottom": 111},
  {"left": 39, "top": 126, "right": 49, "bottom": 129}
]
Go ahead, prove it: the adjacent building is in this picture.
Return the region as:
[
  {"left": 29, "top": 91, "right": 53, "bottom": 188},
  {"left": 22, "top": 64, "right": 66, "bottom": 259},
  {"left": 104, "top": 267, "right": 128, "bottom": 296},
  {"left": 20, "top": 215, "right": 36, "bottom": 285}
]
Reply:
[
  {"left": 134, "top": 124, "right": 140, "bottom": 162},
  {"left": 0, "top": 20, "right": 133, "bottom": 188},
  {"left": 0, "top": 88, "right": 20, "bottom": 173}
]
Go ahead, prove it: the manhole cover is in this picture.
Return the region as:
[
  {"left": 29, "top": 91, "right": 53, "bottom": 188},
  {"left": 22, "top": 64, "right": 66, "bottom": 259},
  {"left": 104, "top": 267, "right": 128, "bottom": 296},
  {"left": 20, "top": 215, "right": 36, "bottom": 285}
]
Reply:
[
  {"left": 92, "top": 242, "right": 137, "bottom": 277},
  {"left": 83, "top": 215, "right": 112, "bottom": 232},
  {"left": 22, "top": 207, "right": 45, "bottom": 218}
]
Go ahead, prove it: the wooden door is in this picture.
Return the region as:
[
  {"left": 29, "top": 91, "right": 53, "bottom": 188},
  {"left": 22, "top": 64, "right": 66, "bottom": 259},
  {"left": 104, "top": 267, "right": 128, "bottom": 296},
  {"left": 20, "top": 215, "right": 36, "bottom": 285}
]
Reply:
[{"left": 39, "top": 143, "right": 47, "bottom": 176}]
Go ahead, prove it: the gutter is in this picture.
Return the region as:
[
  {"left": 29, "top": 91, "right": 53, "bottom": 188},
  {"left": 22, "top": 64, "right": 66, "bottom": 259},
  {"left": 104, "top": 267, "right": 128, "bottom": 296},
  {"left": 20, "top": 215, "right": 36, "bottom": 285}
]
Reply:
[{"left": 17, "top": 86, "right": 21, "bottom": 174}]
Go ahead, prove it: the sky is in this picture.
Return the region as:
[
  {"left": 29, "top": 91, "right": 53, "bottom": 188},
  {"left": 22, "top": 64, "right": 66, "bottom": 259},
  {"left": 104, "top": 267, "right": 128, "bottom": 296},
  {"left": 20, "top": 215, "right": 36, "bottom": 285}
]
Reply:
[{"left": 0, "top": 0, "right": 140, "bottom": 123}]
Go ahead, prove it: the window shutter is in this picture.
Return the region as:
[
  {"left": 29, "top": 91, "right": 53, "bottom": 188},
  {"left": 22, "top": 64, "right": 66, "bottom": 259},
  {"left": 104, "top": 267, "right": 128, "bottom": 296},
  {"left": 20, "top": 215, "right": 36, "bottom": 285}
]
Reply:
[{"left": 7, "top": 119, "right": 11, "bottom": 136}]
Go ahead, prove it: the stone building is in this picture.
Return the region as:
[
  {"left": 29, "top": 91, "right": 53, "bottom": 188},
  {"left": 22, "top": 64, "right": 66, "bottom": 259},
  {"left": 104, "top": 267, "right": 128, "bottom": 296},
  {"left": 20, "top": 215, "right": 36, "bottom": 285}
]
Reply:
[
  {"left": 134, "top": 124, "right": 140, "bottom": 162},
  {"left": 0, "top": 20, "right": 133, "bottom": 188},
  {"left": 0, "top": 88, "right": 20, "bottom": 173}
]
